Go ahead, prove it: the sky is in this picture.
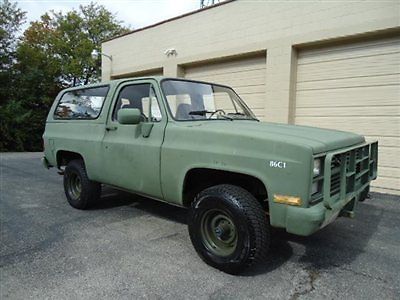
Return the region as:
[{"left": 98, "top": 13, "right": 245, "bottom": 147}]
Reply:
[{"left": 17, "top": 0, "right": 203, "bottom": 33}]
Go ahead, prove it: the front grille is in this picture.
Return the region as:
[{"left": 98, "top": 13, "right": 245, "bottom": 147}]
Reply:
[
  {"left": 330, "top": 155, "right": 342, "bottom": 197},
  {"left": 330, "top": 172, "right": 341, "bottom": 196},
  {"left": 329, "top": 144, "right": 373, "bottom": 198},
  {"left": 310, "top": 141, "right": 377, "bottom": 206}
]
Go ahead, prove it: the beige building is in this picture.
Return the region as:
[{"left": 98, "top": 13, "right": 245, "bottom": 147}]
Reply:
[{"left": 101, "top": 0, "right": 400, "bottom": 195}]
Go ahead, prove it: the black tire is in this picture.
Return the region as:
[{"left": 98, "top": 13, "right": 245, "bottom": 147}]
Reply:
[
  {"left": 188, "top": 184, "right": 270, "bottom": 274},
  {"left": 63, "top": 159, "right": 101, "bottom": 209}
]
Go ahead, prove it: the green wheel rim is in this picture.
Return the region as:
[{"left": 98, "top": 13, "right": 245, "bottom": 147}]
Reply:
[
  {"left": 67, "top": 172, "right": 82, "bottom": 200},
  {"left": 200, "top": 209, "right": 238, "bottom": 257}
]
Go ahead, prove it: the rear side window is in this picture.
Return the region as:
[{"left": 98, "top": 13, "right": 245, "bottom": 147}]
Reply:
[{"left": 54, "top": 86, "right": 109, "bottom": 119}]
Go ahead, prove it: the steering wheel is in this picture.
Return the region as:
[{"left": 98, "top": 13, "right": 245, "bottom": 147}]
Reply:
[{"left": 208, "top": 109, "right": 226, "bottom": 119}]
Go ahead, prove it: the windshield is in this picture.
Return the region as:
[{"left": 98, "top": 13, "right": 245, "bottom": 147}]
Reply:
[{"left": 161, "top": 79, "right": 257, "bottom": 121}]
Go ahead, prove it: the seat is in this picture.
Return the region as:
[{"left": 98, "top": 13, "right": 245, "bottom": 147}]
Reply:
[{"left": 176, "top": 103, "right": 193, "bottom": 120}]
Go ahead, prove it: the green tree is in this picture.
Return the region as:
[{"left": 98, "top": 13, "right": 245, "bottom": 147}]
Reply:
[
  {"left": 19, "top": 3, "right": 128, "bottom": 87},
  {"left": 1, "top": 2, "right": 129, "bottom": 151},
  {"left": 0, "top": 0, "right": 25, "bottom": 103},
  {"left": 0, "top": 0, "right": 27, "bottom": 151},
  {"left": 61, "top": 2, "right": 128, "bottom": 85}
]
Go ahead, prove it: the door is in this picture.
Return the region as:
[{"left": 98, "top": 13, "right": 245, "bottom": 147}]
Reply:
[
  {"left": 101, "top": 80, "right": 166, "bottom": 199},
  {"left": 295, "top": 36, "right": 400, "bottom": 195}
]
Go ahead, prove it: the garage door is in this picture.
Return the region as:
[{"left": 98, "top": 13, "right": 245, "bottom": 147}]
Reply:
[
  {"left": 184, "top": 54, "right": 267, "bottom": 119},
  {"left": 295, "top": 36, "right": 400, "bottom": 195}
]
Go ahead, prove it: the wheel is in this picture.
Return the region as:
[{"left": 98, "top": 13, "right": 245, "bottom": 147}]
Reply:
[
  {"left": 63, "top": 159, "right": 101, "bottom": 209},
  {"left": 188, "top": 184, "right": 270, "bottom": 274}
]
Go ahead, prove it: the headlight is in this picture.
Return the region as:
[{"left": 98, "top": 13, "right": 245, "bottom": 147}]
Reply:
[{"left": 313, "top": 159, "right": 322, "bottom": 176}]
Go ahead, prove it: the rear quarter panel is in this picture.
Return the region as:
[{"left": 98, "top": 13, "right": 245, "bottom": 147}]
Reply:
[
  {"left": 43, "top": 121, "right": 106, "bottom": 181},
  {"left": 43, "top": 83, "right": 116, "bottom": 181}
]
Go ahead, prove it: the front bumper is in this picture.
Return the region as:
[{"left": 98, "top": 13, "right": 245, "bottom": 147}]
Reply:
[{"left": 285, "top": 141, "right": 378, "bottom": 236}]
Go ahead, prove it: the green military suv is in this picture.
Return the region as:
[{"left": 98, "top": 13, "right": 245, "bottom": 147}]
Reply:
[{"left": 42, "top": 77, "right": 378, "bottom": 274}]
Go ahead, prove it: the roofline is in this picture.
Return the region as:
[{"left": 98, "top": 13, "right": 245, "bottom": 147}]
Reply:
[{"left": 103, "top": 0, "right": 236, "bottom": 43}]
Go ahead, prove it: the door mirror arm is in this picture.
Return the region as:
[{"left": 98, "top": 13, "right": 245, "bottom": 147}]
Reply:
[{"left": 141, "top": 123, "right": 154, "bottom": 138}]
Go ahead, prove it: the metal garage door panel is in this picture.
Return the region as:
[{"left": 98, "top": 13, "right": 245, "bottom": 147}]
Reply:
[
  {"left": 297, "top": 73, "right": 400, "bottom": 91},
  {"left": 184, "top": 55, "right": 267, "bottom": 119},
  {"left": 296, "top": 82, "right": 400, "bottom": 109},
  {"left": 298, "top": 37, "right": 400, "bottom": 64},
  {"left": 295, "top": 36, "right": 400, "bottom": 195},
  {"left": 297, "top": 52, "right": 400, "bottom": 82},
  {"left": 296, "top": 85, "right": 399, "bottom": 107},
  {"left": 295, "top": 116, "right": 399, "bottom": 136},
  {"left": 186, "top": 56, "right": 266, "bottom": 76},
  {"left": 296, "top": 106, "right": 398, "bottom": 117}
]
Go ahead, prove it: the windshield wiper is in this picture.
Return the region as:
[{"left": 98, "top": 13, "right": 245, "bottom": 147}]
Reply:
[
  {"left": 227, "top": 112, "right": 245, "bottom": 116},
  {"left": 189, "top": 110, "right": 233, "bottom": 120},
  {"left": 188, "top": 110, "right": 210, "bottom": 116},
  {"left": 227, "top": 112, "right": 259, "bottom": 121},
  {"left": 217, "top": 114, "right": 233, "bottom": 120}
]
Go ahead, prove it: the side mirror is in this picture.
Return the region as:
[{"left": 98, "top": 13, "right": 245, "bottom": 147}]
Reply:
[{"left": 117, "top": 108, "right": 141, "bottom": 125}]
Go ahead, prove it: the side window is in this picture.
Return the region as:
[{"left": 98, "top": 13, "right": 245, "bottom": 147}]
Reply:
[
  {"left": 54, "top": 86, "right": 109, "bottom": 119},
  {"left": 113, "top": 84, "right": 162, "bottom": 122},
  {"left": 142, "top": 87, "right": 162, "bottom": 122}
]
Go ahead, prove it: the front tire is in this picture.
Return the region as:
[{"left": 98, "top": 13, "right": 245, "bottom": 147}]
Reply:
[
  {"left": 63, "top": 159, "right": 101, "bottom": 209},
  {"left": 188, "top": 184, "right": 270, "bottom": 274}
]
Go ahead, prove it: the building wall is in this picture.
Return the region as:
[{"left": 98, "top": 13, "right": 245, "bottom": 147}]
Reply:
[{"left": 102, "top": 0, "right": 400, "bottom": 194}]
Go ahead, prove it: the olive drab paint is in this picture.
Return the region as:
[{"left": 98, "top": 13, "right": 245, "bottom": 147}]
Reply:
[{"left": 42, "top": 76, "right": 378, "bottom": 236}]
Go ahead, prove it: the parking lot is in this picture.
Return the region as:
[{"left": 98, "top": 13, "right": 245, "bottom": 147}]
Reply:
[{"left": 1, "top": 152, "right": 399, "bottom": 299}]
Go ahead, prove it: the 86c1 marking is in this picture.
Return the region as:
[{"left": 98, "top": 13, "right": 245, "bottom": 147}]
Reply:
[{"left": 269, "top": 161, "right": 287, "bottom": 169}]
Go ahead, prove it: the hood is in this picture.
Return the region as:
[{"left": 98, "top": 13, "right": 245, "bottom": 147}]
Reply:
[{"left": 193, "top": 121, "right": 365, "bottom": 154}]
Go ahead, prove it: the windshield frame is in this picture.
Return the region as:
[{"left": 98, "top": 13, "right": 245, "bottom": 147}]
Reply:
[{"left": 160, "top": 78, "right": 259, "bottom": 122}]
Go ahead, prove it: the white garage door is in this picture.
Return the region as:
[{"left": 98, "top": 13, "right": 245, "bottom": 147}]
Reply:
[
  {"left": 295, "top": 36, "right": 400, "bottom": 195},
  {"left": 184, "top": 54, "right": 267, "bottom": 119}
]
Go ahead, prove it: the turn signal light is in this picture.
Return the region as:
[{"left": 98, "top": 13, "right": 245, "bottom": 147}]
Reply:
[{"left": 273, "top": 194, "right": 302, "bottom": 206}]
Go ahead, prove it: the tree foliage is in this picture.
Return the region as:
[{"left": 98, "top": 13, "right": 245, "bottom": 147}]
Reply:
[
  {"left": 0, "top": 1, "right": 129, "bottom": 151},
  {"left": 0, "top": 0, "right": 25, "bottom": 104},
  {"left": 0, "top": 0, "right": 25, "bottom": 67},
  {"left": 0, "top": 0, "right": 27, "bottom": 151}
]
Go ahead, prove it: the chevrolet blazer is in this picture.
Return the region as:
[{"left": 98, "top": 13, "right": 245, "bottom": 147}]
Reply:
[{"left": 42, "top": 77, "right": 378, "bottom": 273}]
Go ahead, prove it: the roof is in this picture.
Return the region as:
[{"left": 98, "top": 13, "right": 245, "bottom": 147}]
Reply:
[
  {"left": 106, "top": 76, "right": 166, "bottom": 85},
  {"left": 63, "top": 76, "right": 167, "bottom": 91},
  {"left": 103, "top": 0, "right": 235, "bottom": 43},
  {"left": 63, "top": 76, "right": 237, "bottom": 92}
]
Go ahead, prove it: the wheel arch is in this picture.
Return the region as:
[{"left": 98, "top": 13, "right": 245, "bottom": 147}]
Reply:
[
  {"left": 182, "top": 167, "right": 269, "bottom": 209},
  {"left": 56, "top": 150, "right": 85, "bottom": 168}
]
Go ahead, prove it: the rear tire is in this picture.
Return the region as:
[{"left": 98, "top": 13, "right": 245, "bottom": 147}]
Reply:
[
  {"left": 63, "top": 159, "right": 101, "bottom": 209},
  {"left": 188, "top": 184, "right": 270, "bottom": 274}
]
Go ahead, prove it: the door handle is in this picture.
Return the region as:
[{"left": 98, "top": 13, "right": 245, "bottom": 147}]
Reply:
[{"left": 105, "top": 126, "right": 118, "bottom": 131}]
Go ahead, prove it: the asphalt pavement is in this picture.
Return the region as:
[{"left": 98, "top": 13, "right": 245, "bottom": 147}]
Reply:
[{"left": 1, "top": 152, "right": 399, "bottom": 299}]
